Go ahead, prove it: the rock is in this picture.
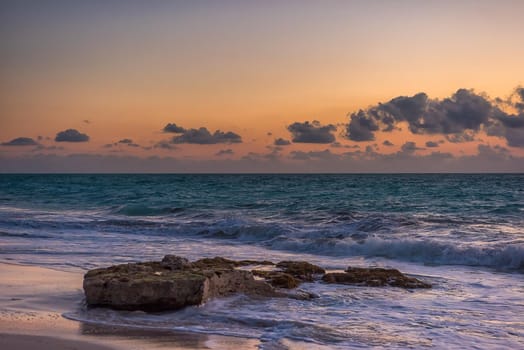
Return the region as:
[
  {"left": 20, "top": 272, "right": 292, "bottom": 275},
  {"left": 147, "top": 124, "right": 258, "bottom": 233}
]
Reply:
[
  {"left": 276, "top": 261, "right": 325, "bottom": 281},
  {"left": 252, "top": 270, "right": 300, "bottom": 289},
  {"left": 191, "top": 257, "right": 274, "bottom": 269},
  {"left": 161, "top": 255, "right": 191, "bottom": 270},
  {"left": 84, "top": 256, "right": 278, "bottom": 312},
  {"left": 322, "top": 267, "right": 431, "bottom": 289},
  {"left": 191, "top": 257, "right": 237, "bottom": 269}
]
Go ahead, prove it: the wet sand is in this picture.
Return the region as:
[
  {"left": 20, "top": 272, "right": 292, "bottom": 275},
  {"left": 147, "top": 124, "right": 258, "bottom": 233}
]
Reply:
[{"left": 0, "top": 262, "right": 259, "bottom": 350}]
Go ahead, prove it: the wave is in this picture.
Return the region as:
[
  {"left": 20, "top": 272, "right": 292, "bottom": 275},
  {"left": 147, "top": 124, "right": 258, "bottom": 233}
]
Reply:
[
  {"left": 268, "top": 236, "right": 524, "bottom": 271},
  {"left": 113, "top": 204, "right": 185, "bottom": 216}
]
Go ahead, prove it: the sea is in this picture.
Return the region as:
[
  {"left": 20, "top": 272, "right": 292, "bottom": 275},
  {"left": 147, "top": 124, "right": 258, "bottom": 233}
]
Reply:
[{"left": 0, "top": 174, "right": 523, "bottom": 349}]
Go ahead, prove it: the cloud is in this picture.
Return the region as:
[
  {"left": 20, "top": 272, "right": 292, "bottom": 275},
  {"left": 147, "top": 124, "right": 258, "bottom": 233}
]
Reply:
[
  {"left": 117, "top": 139, "right": 140, "bottom": 147},
  {"left": 153, "top": 140, "right": 177, "bottom": 150},
  {"left": 2, "top": 147, "right": 523, "bottom": 173},
  {"left": 163, "top": 123, "right": 186, "bottom": 133},
  {"left": 289, "top": 149, "right": 337, "bottom": 161},
  {"left": 487, "top": 113, "right": 524, "bottom": 148},
  {"left": 55, "top": 129, "right": 89, "bottom": 142},
  {"left": 346, "top": 110, "right": 380, "bottom": 141},
  {"left": 382, "top": 140, "right": 394, "bottom": 146},
  {"left": 118, "top": 138, "right": 133, "bottom": 144},
  {"left": 400, "top": 141, "right": 424, "bottom": 153},
  {"left": 344, "top": 88, "right": 520, "bottom": 145},
  {"left": 1, "top": 137, "right": 39, "bottom": 146},
  {"left": 287, "top": 120, "right": 336, "bottom": 143},
  {"left": 215, "top": 149, "right": 234, "bottom": 156},
  {"left": 425, "top": 141, "right": 440, "bottom": 148},
  {"left": 445, "top": 130, "right": 476, "bottom": 143},
  {"left": 171, "top": 127, "right": 242, "bottom": 144},
  {"left": 274, "top": 138, "right": 291, "bottom": 146}
]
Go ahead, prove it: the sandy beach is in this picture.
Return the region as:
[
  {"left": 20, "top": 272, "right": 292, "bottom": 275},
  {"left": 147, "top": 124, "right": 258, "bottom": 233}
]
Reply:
[{"left": 0, "top": 262, "right": 259, "bottom": 350}]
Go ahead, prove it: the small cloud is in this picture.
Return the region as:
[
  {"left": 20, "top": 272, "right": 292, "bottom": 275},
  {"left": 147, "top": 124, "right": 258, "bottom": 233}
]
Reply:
[
  {"left": 401, "top": 141, "right": 424, "bottom": 153},
  {"left": 1, "top": 137, "right": 39, "bottom": 146},
  {"left": 163, "top": 123, "right": 186, "bottom": 133},
  {"left": 117, "top": 139, "right": 140, "bottom": 147},
  {"left": 383, "top": 140, "right": 394, "bottom": 146},
  {"left": 274, "top": 138, "right": 291, "bottom": 146},
  {"left": 55, "top": 129, "right": 89, "bottom": 142},
  {"left": 118, "top": 138, "right": 133, "bottom": 144},
  {"left": 425, "top": 141, "right": 440, "bottom": 148},
  {"left": 287, "top": 120, "right": 337, "bottom": 144},
  {"left": 215, "top": 149, "right": 234, "bottom": 156},
  {"left": 172, "top": 127, "right": 242, "bottom": 144}
]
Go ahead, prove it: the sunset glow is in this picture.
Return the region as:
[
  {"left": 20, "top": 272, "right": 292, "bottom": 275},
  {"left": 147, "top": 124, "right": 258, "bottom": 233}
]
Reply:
[{"left": 1, "top": 0, "right": 523, "bottom": 172}]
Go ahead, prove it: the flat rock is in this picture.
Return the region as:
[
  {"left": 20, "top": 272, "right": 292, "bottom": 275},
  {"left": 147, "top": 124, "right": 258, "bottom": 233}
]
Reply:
[
  {"left": 322, "top": 267, "right": 431, "bottom": 289},
  {"left": 84, "top": 257, "right": 276, "bottom": 311}
]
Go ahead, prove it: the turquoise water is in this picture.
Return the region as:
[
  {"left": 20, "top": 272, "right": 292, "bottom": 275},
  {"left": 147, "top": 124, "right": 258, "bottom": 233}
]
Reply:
[{"left": 1, "top": 174, "right": 523, "bottom": 348}]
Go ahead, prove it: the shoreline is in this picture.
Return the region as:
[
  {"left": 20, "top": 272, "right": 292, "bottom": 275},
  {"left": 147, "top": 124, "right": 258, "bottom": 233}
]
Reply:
[{"left": 0, "top": 261, "right": 259, "bottom": 350}]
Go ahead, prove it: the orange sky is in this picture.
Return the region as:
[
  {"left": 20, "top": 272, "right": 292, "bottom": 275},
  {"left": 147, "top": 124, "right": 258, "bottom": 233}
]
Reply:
[{"left": 1, "top": 1, "right": 524, "bottom": 171}]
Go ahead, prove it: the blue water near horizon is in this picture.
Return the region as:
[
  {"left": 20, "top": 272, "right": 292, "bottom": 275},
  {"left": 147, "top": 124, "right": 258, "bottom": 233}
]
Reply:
[{"left": 1, "top": 174, "right": 523, "bottom": 348}]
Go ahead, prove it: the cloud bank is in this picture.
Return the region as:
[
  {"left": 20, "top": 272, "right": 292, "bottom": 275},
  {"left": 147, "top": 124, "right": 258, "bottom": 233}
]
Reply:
[{"left": 345, "top": 87, "right": 524, "bottom": 148}]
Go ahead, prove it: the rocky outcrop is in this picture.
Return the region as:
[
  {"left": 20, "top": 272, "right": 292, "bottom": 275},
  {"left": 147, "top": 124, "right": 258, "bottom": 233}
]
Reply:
[
  {"left": 84, "top": 258, "right": 276, "bottom": 312},
  {"left": 83, "top": 256, "right": 431, "bottom": 312},
  {"left": 322, "top": 267, "right": 431, "bottom": 289}
]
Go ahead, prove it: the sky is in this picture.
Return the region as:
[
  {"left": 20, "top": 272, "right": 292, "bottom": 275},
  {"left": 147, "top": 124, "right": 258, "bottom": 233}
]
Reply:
[{"left": 1, "top": 0, "right": 524, "bottom": 172}]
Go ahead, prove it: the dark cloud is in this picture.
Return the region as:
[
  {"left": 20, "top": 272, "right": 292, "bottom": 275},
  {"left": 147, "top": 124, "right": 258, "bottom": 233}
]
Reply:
[
  {"left": 503, "top": 128, "right": 524, "bottom": 148},
  {"left": 118, "top": 138, "right": 133, "bottom": 144},
  {"left": 512, "top": 87, "right": 524, "bottom": 112},
  {"left": 287, "top": 120, "right": 336, "bottom": 143},
  {"left": 2, "top": 137, "right": 39, "bottom": 146},
  {"left": 400, "top": 141, "right": 424, "bottom": 153},
  {"left": 345, "top": 87, "right": 524, "bottom": 148},
  {"left": 215, "top": 149, "right": 234, "bottom": 156},
  {"left": 346, "top": 110, "right": 379, "bottom": 141},
  {"left": 171, "top": 127, "right": 242, "bottom": 144},
  {"left": 117, "top": 139, "right": 139, "bottom": 147},
  {"left": 274, "top": 138, "right": 291, "bottom": 146},
  {"left": 163, "top": 123, "right": 186, "bottom": 133},
  {"left": 55, "top": 129, "right": 89, "bottom": 142},
  {"left": 383, "top": 140, "right": 394, "bottom": 146},
  {"left": 425, "top": 141, "right": 440, "bottom": 148},
  {"left": 487, "top": 113, "right": 524, "bottom": 148}
]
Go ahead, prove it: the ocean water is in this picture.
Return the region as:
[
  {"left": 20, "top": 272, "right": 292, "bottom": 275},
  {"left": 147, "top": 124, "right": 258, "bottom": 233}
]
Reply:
[{"left": 0, "top": 174, "right": 523, "bottom": 349}]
